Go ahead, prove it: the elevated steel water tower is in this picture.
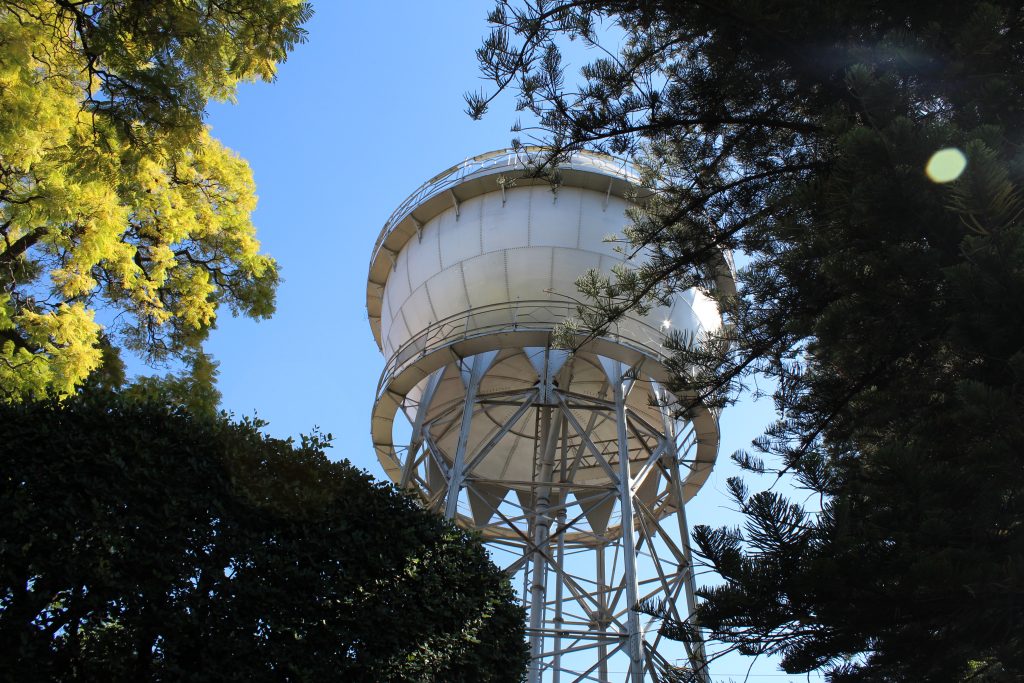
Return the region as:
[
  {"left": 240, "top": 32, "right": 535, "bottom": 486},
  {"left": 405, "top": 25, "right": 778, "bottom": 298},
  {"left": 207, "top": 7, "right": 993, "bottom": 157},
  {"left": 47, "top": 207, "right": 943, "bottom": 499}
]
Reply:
[{"left": 366, "top": 148, "right": 731, "bottom": 682}]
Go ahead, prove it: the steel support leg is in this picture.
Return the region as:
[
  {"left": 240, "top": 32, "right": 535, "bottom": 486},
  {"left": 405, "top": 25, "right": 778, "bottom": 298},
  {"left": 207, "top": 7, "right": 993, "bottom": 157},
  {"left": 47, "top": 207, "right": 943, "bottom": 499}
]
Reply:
[
  {"left": 444, "top": 351, "right": 497, "bottom": 520},
  {"left": 551, "top": 416, "right": 569, "bottom": 683},
  {"left": 528, "top": 406, "right": 560, "bottom": 683},
  {"left": 596, "top": 545, "right": 609, "bottom": 683},
  {"left": 607, "top": 360, "right": 645, "bottom": 683},
  {"left": 654, "top": 383, "right": 711, "bottom": 683},
  {"left": 400, "top": 366, "right": 446, "bottom": 490}
]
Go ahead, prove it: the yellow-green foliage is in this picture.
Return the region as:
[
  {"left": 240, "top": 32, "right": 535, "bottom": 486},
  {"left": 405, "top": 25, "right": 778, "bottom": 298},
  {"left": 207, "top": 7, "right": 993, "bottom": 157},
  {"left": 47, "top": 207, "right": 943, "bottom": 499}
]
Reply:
[{"left": 0, "top": 1, "right": 310, "bottom": 401}]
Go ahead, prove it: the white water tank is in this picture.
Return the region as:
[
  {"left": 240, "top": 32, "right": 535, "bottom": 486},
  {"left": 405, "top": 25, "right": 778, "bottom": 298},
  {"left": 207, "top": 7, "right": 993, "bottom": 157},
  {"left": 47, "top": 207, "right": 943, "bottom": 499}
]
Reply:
[{"left": 367, "top": 148, "right": 731, "bottom": 509}]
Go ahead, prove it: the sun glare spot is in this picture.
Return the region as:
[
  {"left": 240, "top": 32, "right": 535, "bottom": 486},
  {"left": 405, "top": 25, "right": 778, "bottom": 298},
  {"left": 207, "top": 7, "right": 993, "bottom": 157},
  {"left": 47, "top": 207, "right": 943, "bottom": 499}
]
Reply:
[
  {"left": 661, "top": 319, "right": 672, "bottom": 330},
  {"left": 926, "top": 148, "right": 967, "bottom": 183}
]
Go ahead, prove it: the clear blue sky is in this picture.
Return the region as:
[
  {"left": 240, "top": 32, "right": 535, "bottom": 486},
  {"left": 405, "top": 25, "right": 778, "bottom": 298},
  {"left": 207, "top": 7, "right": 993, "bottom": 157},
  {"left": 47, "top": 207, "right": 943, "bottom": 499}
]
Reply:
[{"left": 187, "top": 2, "right": 819, "bottom": 680}]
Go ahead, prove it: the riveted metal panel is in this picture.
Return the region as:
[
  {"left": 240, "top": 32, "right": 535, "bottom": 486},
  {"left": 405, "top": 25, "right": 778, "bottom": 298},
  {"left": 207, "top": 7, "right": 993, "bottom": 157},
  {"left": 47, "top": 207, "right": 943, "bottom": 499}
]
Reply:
[
  {"left": 384, "top": 254, "right": 409, "bottom": 318},
  {"left": 422, "top": 264, "right": 471, "bottom": 324},
  {"left": 438, "top": 199, "right": 483, "bottom": 269},
  {"left": 405, "top": 212, "right": 442, "bottom": 290},
  {"left": 527, "top": 185, "right": 586, "bottom": 248},
  {"left": 460, "top": 251, "right": 510, "bottom": 310},
  {"left": 399, "top": 285, "right": 434, "bottom": 341},
  {"left": 483, "top": 187, "right": 532, "bottom": 253},
  {"left": 578, "top": 193, "right": 631, "bottom": 260},
  {"left": 550, "top": 248, "right": 604, "bottom": 298},
  {"left": 504, "top": 247, "right": 554, "bottom": 301},
  {"left": 384, "top": 307, "right": 411, "bottom": 360}
]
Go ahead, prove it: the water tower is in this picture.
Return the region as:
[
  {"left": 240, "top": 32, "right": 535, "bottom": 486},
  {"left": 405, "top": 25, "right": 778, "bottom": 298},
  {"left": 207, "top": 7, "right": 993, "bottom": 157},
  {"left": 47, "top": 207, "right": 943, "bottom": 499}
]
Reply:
[{"left": 366, "top": 148, "right": 731, "bottom": 682}]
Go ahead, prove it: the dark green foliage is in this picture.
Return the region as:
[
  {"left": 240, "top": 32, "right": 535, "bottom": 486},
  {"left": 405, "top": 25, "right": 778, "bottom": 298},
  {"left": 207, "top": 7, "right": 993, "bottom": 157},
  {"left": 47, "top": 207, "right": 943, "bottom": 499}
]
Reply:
[
  {"left": 0, "top": 393, "right": 528, "bottom": 682},
  {"left": 474, "top": 1, "right": 1024, "bottom": 679}
]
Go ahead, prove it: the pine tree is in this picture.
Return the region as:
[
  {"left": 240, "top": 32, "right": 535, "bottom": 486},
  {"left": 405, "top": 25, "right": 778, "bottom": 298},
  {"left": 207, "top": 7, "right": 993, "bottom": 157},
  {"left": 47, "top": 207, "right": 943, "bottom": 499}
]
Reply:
[{"left": 472, "top": 1, "right": 1024, "bottom": 679}]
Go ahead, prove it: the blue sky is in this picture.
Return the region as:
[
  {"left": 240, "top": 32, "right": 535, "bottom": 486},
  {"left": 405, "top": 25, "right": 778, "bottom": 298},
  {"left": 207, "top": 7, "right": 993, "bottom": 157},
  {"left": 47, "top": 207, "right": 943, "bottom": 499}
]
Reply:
[{"left": 193, "top": 2, "right": 817, "bottom": 680}]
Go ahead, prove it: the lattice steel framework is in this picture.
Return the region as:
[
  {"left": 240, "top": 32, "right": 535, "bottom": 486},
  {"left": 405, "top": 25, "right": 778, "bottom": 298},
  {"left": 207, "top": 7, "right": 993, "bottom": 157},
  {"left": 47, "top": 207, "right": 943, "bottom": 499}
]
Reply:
[{"left": 383, "top": 345, "right": 713, "bottom": 683}]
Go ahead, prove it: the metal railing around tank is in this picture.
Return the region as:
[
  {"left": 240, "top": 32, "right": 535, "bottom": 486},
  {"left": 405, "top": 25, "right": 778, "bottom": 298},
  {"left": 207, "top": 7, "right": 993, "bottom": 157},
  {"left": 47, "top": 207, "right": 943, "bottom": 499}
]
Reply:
[
  {"left": 376, "top": 299, "right": 669, "bottom": 400},
  {"left": 368, "top": 146, "right": 737, "bottom": 288},
  {"left": 370, "top": 147, "right": 637, "bottom": 268}
]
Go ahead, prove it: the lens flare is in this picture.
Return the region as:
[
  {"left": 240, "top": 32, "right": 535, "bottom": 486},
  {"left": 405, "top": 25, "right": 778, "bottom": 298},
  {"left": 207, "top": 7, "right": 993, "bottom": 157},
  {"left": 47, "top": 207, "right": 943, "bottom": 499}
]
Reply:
[{"left": 926, "top": 148, "right": 967, "bottom": 183}]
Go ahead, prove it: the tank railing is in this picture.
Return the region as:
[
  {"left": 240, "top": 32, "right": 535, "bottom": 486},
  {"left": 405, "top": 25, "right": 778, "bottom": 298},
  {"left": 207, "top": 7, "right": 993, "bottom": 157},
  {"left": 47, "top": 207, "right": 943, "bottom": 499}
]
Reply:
[
  {"left": 370, "top": 147, "right": 637, "bottom": 267},
  {"left": 376, "top": 299, "right": 669, "bottom": 400}
]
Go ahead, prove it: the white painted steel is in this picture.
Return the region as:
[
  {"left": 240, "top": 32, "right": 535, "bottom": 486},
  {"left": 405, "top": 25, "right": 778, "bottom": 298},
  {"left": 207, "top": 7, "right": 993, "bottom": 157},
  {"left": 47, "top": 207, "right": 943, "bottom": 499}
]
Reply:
[
  {"left": 378, "top": 185, "right": 717, "bottom": 360},
  {"left": 366, "top": 149, "right": 728, "bottom": 682},
  {"left": 369, "top": 150, "right": 724, "bottom": 495}
]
